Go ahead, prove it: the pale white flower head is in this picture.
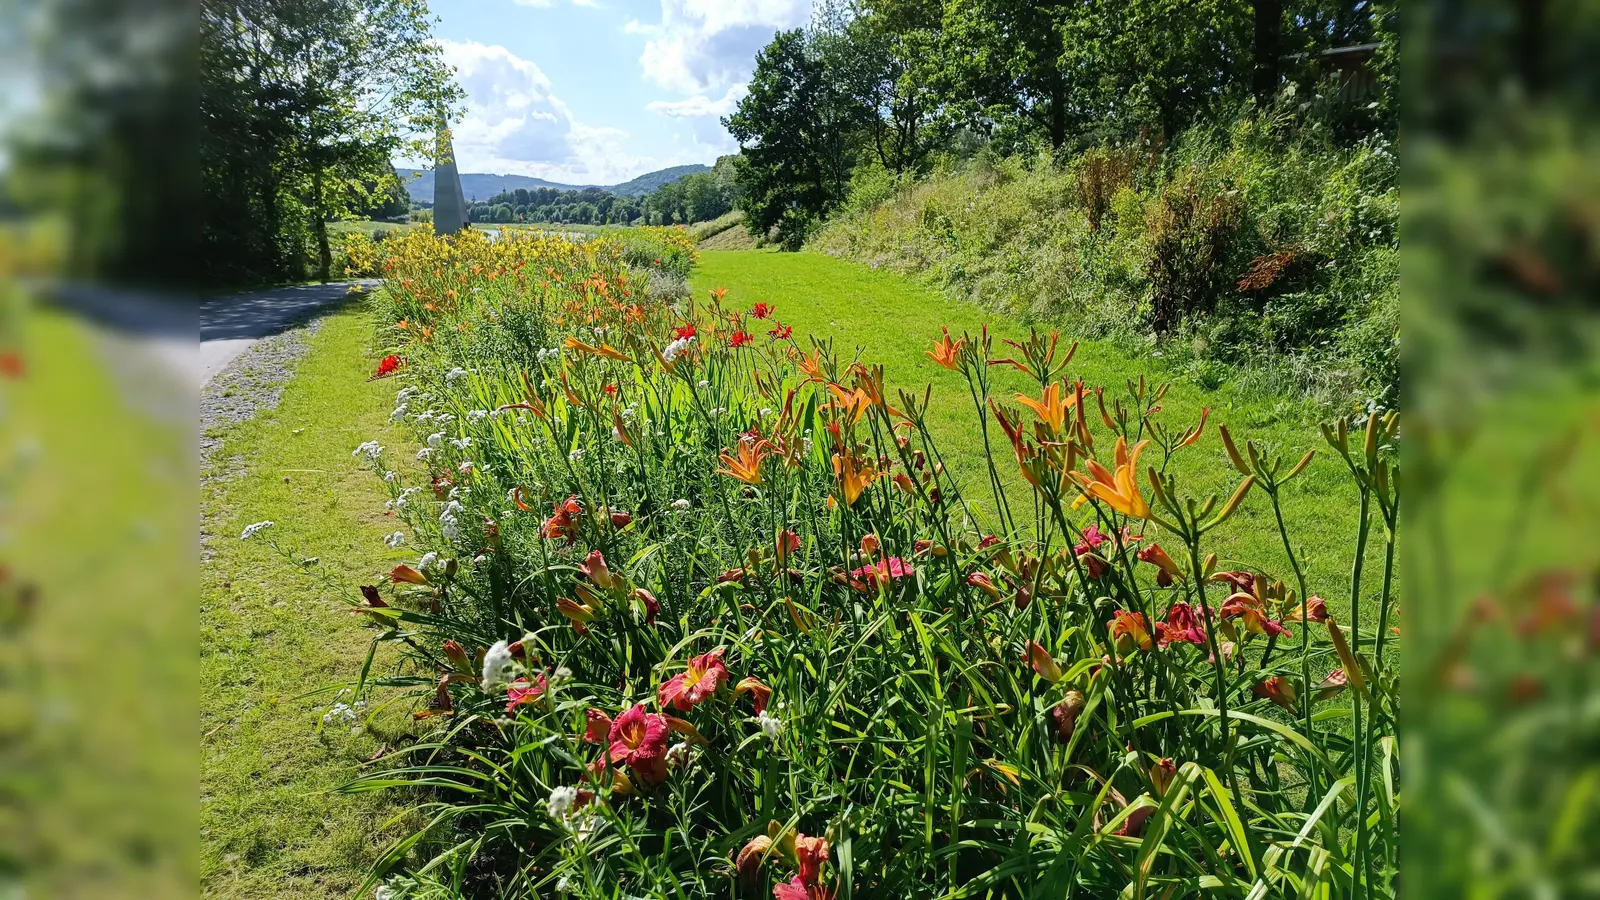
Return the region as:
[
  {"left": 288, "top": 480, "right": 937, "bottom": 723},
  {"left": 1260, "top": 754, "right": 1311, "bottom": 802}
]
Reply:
[
  {"left": 546, "top": 785, "right": 579, "bottom": 819},
  {"left": 756, "top": 711, "right": 783, "bottom": 740},
  {"left": 447, "top": 367, "right": 469, "bottom": 382},
  {"left": 352, "top": 440, "right": 384, "bottom": 461},
  {"left": 240, "top": 520, "right": 274, "bottom": 540},
  {"left": 481, "top": 640, "right": 518, "bottom": 692},
  {"left": 384, "top": 531, "right": 405, "bottom": 548},
  {"left": 426, "top": 432, "right": 444, "bottom": 449},
  {"left": 671, "top": 498, "right": 691, "bottom": 511},
  {"left": 419, "top": 551, "right": 439, "bottom": 571}
]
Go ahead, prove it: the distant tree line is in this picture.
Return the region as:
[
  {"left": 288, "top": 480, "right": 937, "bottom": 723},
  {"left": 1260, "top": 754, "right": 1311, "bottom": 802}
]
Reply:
[
  {"left": 475, "top": 156, "right": 740, "bottom": 228},
  {"left": 725, "top": 0, "right": 1396, "bottom": 248}
]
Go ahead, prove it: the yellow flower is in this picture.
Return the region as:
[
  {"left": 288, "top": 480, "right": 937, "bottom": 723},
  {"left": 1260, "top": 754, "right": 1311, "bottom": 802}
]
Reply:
[{"left": 1072, "top": 437, "right": 1151, "bottom": 519}]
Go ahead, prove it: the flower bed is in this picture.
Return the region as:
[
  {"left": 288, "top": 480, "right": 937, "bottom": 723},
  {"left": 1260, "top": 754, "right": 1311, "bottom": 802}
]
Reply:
[{"left": 336, "top": 229, "right": 1398, "bottom": 898}]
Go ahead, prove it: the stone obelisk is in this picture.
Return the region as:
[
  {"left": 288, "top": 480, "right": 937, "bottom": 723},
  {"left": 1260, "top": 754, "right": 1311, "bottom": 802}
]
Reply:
[{"left": 433, "top": 130, "right": 468, "bottom": 236}]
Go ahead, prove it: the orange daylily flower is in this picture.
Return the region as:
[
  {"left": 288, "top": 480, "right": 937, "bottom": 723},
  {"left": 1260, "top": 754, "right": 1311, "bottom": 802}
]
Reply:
[
  {"left": 1072, "top": 437, "right": 1151, "bottom": 519},
  {"left": 1108, "top": 609, "right": 1154, "bottom": 653},
  {"left": 562, "top": 336, "right": 630, "bottom": 361},
  {"left": 718, "top": 436, "right": 773, "bottom": 485},
  {"left": 926, "top": 327, "right": 966, "bottom": 370},
  {"left": 1015, "top": 383, "right": 1075, "bottom": 434},
  {"left": 826, "top": 384, "right": 872, "bottom": 426},
  {"left": 797, "top": 348, "right": 827, "bottom": 382},
  {"left": 831, "top": 448, "right": 879, "bottom": 506}
]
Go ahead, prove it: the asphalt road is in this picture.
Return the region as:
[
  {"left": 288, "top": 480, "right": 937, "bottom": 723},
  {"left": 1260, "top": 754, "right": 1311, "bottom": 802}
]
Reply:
[{"left": 199, "top": 281, "right": 373, "bottom": 385}]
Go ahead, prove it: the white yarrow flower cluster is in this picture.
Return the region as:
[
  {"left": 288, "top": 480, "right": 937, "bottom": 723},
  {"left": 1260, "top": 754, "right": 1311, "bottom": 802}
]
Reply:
[
  {"left": 427, "top": 432, "right": 444, "bottom": 449},
  {"left": 352, "top": 440, "right": 384, "bottom": 461},
  {"left": 481, "top": 640, "right": 519, "bottom": 692},
  {"left": 662, "top": 336, "right": 694, "bottom": 363},
  {"left": 450, "top": 436, "right": 473, "bottom": 450},
  {"left": 240, "top": 520, "right": 274, "bottom": 540},
  {"left": 440, "top": 500, "right": 465, "bottom": 540},
  {"left": 671, "top": 498, "right": 691, "bottom": 511},
  {"left": 546, "top": 785, "right": 580, "bottom": 819},
  {"left": 537, "top": 347, "right": 561, "bottom": 364},
  {"left": 418, "top": 551, "right": 439, "bottom": 572},
  {"left": 446, "top": 367, "right": 469, "bottom": 383},
  {"left": 384, "top": 531, "right": 405, "bottom": 548},
  {"left": 467, "top": 409, "right": 489, "bottom": 423},
  {"left": 756, "top": 710, "right": 784, "bottom": 740}
]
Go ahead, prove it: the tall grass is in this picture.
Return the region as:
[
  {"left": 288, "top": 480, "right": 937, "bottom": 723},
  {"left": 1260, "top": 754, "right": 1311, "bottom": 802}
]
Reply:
[{"left": 812, "top": 115, "right": 1398, "bottom": 408}]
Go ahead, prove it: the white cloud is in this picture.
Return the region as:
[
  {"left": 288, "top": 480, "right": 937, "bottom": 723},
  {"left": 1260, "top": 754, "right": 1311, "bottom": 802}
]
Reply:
[
  {"left": 637, "top": 0, "right": 811, "bottom": 95},
  {"left": 435, "top": 39, "right": 711, "bottom": 184},
  {"left": 646, "top": 83, "right": 747, "bottom": 119}
]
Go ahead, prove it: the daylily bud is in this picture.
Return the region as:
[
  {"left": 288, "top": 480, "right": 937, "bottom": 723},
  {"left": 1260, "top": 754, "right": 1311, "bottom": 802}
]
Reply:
[
  {"left": 1027, "top": 640, "right": 1063, "bottom": 683},
  {"left": 1252, "top": 676, "right": 1298, "bottom": 710},
  {"left": 442, "top": 639, "right": 470, "bottom": 672},
  {"left": 610, "top": 510, "right": 633, "bottom": 529}
]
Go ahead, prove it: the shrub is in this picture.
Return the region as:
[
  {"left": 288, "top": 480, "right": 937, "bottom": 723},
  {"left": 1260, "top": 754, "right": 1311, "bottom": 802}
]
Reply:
[{"left": 312, "top": 231, "right": 1400, "bottom": 899}]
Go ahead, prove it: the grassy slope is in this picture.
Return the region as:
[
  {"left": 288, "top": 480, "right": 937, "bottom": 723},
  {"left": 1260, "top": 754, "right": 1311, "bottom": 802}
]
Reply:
[
  {"left": 201, "top": 303, "right": 415, "bottom": 899},
  {"left": 693, "top": 249, "right": 1382, "bottom": 613}
]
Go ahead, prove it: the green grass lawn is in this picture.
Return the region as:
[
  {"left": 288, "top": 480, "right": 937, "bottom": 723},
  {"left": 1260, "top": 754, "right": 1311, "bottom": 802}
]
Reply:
[
  {"left": 693, "top": 249, "right": 1385, "bottom": 617},
  {"left": 201, "top": 303, "right": 420, "bottom": 898},
  {"left": 4, "top": 309, "right": 192, "bottom": 898}
]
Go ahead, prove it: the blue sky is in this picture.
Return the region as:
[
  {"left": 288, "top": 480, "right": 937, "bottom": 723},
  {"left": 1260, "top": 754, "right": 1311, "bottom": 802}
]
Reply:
[{"left": 421, "top": 0, "right": 814, "bottom": 185}]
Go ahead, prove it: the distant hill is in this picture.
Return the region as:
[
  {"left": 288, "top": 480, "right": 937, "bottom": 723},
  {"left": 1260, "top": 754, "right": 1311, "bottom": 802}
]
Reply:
[
  {"left": 401, "top": 164, "right": 712, "bottom": 204},
  {"left": 607, "top": 164, "right": 713, "bottom": 197}
]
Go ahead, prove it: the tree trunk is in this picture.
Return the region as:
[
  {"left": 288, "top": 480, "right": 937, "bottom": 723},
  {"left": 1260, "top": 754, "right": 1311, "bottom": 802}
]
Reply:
[
  {"left": 313, "top": 166, "right": 332, "bottom": 283},
  {"left": 1253, "top": 0, "right": 1283, "bottom": 104}
]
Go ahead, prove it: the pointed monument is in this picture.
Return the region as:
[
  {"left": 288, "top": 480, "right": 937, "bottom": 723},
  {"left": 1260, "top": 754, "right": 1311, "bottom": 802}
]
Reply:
[{"left": 433, "top": 130, "right": 469, "bottom": 236}]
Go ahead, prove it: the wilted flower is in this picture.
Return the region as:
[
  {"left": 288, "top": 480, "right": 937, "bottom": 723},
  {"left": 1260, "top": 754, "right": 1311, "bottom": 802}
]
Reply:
[
  {"left": 734, "top": 676, "right": 773, "bottom": 714},
  {"left": 1072, "top": 524, "right": 1110, "bottom": 579},
  {"left": 1150, "top": 758, "right": 1178, "bottom": 796},
  {"left": 658, "top": 648, "right": 730, "bottom": 711},
  {"left": 1315, "top": 668, "right": 1348, "bottom": 701},
  {"left": 542, "top": 495, "right": 584, "bottom": 542},
  {"left": 1137, "top": 542, "right": 1185, "bottom": 586},
  {"left": 632, "top": 588, "right": 660, "bottom": 625},
  {"left": 737, "top": 835, "right": 774, "bottom": 886},
  {"left": 966, "top": 571, "right": 1001, "bottom": 599},
  {"left": 1051, "top": 690, "right": 1086, "bottom": 742}
]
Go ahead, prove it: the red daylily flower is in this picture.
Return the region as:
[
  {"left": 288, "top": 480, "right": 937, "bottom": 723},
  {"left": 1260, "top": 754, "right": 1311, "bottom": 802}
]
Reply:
[
  {"left": 1073, "top": 525, "right": 1111, "bottom": 579},
  {"left": 1155, "top": 602, "right": 1208, "bottom": 649},
  {"left": 730, "top": 330, "right": 754, "bottom": 348},
  {"left": 604, "top": 703, "right": 670, "bottom": 784},
  {"left": 505, "top": 673, "right": 547, "bottom": 714},
  {"left": 769, "top": 323, "right": 793, "bottom": 339},
  {"left": 751, "top": 302, "right": 774, "bottom": 319},
  {"left": 795, "top": 833, "right": 830, "bottom": 886},
  {"left": 1253, "top": 676, "right": 1298, "bottom": 710},
  {"left": 1027, "top": 640, "right": 1063, "bottom": 682},
  {"left": 1286, "top": 595, "right": 1328, "bottom": 623},
  {"left": 776, "top": 529, "right": 802, "bottom": 564},
  {"left": 775, "top": 878, "right": 835, "bottom": 900},
  {"left": 371, "top": 354, "right": 404, "bottom": 379},
  {"left": 541, "top": 495, "right": 584, "bottom": 543},
  {"left": 846, "top": 557, "right": 913, "bottom": 591},
  {"left": 658, "top": 648, "right": 730, "bottom": 711},
  {"left": 673, "top": 323, "right": 696, "bottom": 340}
]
